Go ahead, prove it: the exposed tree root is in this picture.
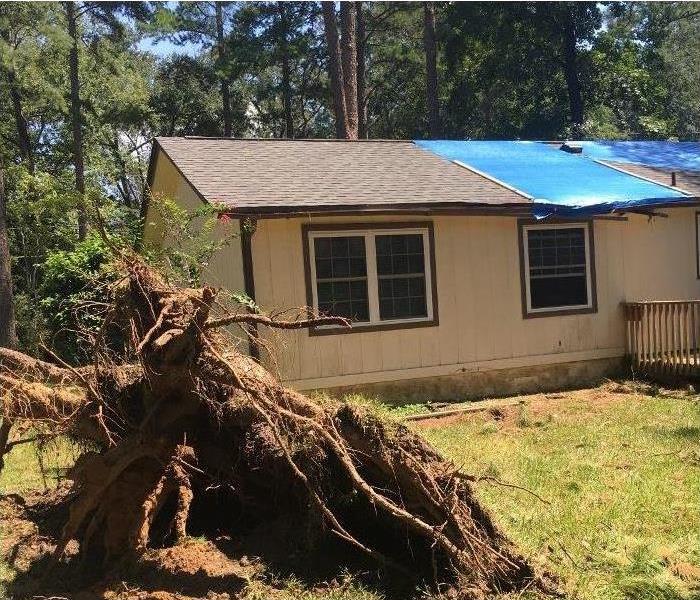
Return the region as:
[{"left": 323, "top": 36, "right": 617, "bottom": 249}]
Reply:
[{"left": 0, "top": 259, "right": 560, "bottom": 598}]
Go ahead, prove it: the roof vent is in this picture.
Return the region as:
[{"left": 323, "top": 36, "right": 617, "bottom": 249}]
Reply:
[{"left": 560, "top": 141, "right": 583, "bottom": 154}]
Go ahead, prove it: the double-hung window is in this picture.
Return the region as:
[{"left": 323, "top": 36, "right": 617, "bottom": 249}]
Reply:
[
  {"left": 305, "top": 224, "right": 436, "bottom": 332},
  {"left": 520, "top": 222, "right": 596, "bottom": 316}
]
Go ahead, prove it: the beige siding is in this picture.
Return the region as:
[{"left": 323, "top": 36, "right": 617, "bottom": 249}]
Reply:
[
  {"left": 248, "top": 209, "right": 700, "bottom": 389},
  {"left": 145, "top": 151, "right": 245, "bottom": 295}
]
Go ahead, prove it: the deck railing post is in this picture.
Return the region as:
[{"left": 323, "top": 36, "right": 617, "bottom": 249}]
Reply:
[{"left": 622, "top": 300, "right": 700, "bottom": 379}]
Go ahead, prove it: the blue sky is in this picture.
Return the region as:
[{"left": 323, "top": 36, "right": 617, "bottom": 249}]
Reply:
[{"left": 137, "top": 37, "right": 203, "bottom": 57}]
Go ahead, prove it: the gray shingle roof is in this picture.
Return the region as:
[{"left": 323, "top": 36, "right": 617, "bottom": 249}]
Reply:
[{"left": 153, "top": 137, "right": 527, "bottom": 214}]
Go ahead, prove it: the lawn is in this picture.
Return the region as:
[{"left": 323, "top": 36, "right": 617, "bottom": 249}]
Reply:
[
  {"left": 410, "top": 383, "right": 700, "bottom": 600},
  {"left": 1, "top": 382, "right": 699, "bottom": 599}
]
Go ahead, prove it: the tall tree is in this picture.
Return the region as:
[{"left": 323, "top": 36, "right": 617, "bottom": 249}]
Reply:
[
  {"left": 0, "top": 3, "right": 59, "bottom": 173},
  {"left": 560, "top": 5, "right": 584, "bottom": 132},
  {"left": 322, "top": 1, "right": 348, "bottom": 138},
  {"left": 215, "top": 2, "right": 233, "bottom": 136},
  {"left": 157, "top": 2, "right": 241, "bottom": 137},
  {"left": 355, "top": 1, "right": 367, "bottom": 138},
  {"left": 0, "top": 163, "right": 16, "bottom": 349},
  {"left": 277, "top": 1, "right": 293, "bottom": 138},
  {"left": 536, "top": 2, "right": 600, "bottom": 135},
  {"left": 339, "top": 2, "right": 359, "bottom": 139},
  {"left": 1, "top": 63, "right": 33, "bottom": 172},
  {"left": 231, "top": 2, "right": 326, "bottom": 138},
  {"left": 423, "top": 2, "right": 440, "bottom": 137},
  {"left": 64, "top": 1, "right": 88, "bottom": 240}
]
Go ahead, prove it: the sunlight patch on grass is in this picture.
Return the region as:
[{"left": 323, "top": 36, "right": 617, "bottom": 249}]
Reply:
[{"left": 0, "top": 435, "right": 77, "bottom": 495}]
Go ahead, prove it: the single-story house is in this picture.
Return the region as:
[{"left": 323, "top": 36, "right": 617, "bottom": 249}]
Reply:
[{"left": 144, "top": 138, "right": 700, "bottom": 400}]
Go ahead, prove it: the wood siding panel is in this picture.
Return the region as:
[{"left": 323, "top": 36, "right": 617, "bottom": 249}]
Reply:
[
  {"left": 435, "top": 217, "right": 461, "bottom": 366},
  {"left": 232, "top": 208, "right": 700, "bottom": 389}
]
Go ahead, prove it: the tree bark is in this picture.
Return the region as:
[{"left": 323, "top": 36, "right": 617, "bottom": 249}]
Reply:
[
  {"left": 215, "top": 2, "right": 233, "bottom": 137},
  {"left": 277, "top": 1, "right": 293, "bottom": 138},
  {"left": 423, "top": 2, "right": 440, "bottom": 138},
  {"left": 0, "top": 164, "right": 17, "bottom": 349},
  {"left": 322, "top": 1, "right": 348, "bottom": 139},
  {"left": 339, "top": 2, "right": 358, "bottom": 139},
  {"left": 355, "top": 1, "right": 367, "bottom": 139},
  {"left": 65, "top": 1, "right": 88, "bottom": 240},
  {"left": 561, "top": 6, "right": 584, "bottom": 133},
  {"left": 4, "top": 66, "right": 34, "bottom": 173}
]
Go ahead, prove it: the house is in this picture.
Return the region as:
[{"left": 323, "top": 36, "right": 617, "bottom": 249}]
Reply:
[{"left": 144, "top": 138, "right": 700, "bottom": 401}]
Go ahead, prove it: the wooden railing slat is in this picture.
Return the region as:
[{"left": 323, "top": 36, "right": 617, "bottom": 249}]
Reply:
[
  {"left": 623, "top": 300, "right": 700, "bottom": 379},
  {"left": 690, "top": 304, "right": 698, "bottom": 371}
]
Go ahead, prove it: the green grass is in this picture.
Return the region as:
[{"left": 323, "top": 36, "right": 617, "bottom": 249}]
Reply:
[
  {"left": 0, "top": 435, "right": 76, "bottom": 495},
  {"left": 413, "top": 389, "right": 700, "bottom": 600},
  {"left": 1, "top": 386, "right": 699, "bottom": 600}
]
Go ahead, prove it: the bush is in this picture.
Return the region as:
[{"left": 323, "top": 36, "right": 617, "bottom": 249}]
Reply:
[{"left": 38, "top": 234, "right": 119, "bottom": 363}]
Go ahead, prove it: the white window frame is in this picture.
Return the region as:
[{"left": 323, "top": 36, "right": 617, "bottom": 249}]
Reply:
[
  {"left": 308, "top": 227, "right": 434, "bottom": 328},
  {"left": 522, "top": 222, "right": 594, "bottom": 315}
]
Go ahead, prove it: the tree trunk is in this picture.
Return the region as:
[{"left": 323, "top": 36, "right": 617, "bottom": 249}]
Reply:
[
  {"left": 110, "top": 132, "right": 135, "bottom": 209},
  {"left": 65, "top": 1, "right": 88, "bottom": 241},
  {"left": 561, "top": 7, "right": 584, "bottom": 133},
  {"left": 0, "top": 164, "right": 17, "bottom": 349},
  {"left": 215, "top": 2, "right": 233, "bottom": 137},
  {"left": 423, "top": 2, "right": 440, "bottom": 138},
  {"left": 277, "top": 1, "right": 293, "bottom": 138},
  {"left": 355, "top": 1, "right": 367, "bottom": 139},
  {"left": 322, "top": 1, "right": 348, "bottom": 139},
  {"left": 339, "top": 2, "right": 358, "bottom": 139},
  {"left": 5, "top": 67, "right": 34, "bottom": 173}
]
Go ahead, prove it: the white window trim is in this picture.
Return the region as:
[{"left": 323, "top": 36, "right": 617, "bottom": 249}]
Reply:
[
  {"left": 308, "top": 227, "right": 434, "bottom": 328},
  {"left": 522, "top": 222, "right": 594, "bottom": 315}
]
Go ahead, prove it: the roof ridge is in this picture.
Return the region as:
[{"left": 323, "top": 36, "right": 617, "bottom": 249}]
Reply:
[{"left": 159, "top": 136, "right": 414, "bottom": 143}]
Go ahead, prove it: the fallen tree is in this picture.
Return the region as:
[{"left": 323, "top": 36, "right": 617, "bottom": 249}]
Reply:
[{"left": 0, "top": 258, "right": 559, "bottom": 598}]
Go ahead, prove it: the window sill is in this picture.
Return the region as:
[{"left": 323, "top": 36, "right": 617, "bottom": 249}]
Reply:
[
  {"left": 523, "top": 306, "right": 597, "bottom": 319},
  {"left": 308, "top": 317, "right": 439, "bottom": 336}
]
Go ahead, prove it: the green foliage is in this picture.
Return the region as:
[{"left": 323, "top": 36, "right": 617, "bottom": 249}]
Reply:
[
  {"left": 144, "top": 195, "right": 238, "bottom": 287},
  {"left": 38, "top": 233, "right": 118, "bottom": 362},
  {"left": 3, "top": 164, "right": 137, "bottom": 358},
  {"left": 150, "top": 54, "right": 223, "bottom": 136}
]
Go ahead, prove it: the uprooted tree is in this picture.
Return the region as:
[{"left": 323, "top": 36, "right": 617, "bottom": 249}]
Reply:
[{"left": 0, "top": 257, "right": 559, "bottom": 598}]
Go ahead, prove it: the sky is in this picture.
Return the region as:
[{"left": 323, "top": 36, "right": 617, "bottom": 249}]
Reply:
[{"left": 137, "top": 37, "right": 203, "bottom": 57}]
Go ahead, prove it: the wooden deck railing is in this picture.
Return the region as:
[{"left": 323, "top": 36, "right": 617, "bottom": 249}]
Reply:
[{"left": 623, "top": 300, "right": 700, "bottom": 376}]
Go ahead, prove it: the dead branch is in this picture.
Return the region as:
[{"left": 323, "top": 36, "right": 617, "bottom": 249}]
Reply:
[{"left": 204, "top": 312, "right": 351, "bottom": 330}]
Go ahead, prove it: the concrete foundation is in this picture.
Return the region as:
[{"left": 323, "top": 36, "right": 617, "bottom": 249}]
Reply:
[{"left": 321, "top": 357, "right": 626, "bottom": 404}]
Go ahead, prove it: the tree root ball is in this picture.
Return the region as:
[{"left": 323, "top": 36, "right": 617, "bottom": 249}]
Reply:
[{"left": 0, "top": 259, "right": 560, "bottom": 598}]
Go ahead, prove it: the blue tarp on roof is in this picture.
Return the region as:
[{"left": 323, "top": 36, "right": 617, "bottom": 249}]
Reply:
[
  {"left": 415, "top": 140, "right": 691, "bottom": 218},
  {"left": 577, "top": 141, "right": 700, "bottom": 172}
]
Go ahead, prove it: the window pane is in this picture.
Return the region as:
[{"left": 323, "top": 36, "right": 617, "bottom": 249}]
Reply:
[
  {"left": 375, "top": 234, "right": 425, "bottom": 276},
  {"left": 530, "top": 276, "right": 588, "bottom": 309},
  {"left": 313, "top": 235, "right": 369, "bottom": 322},
  {"left": 377, "top": 274, "right": 428, "bottom": 320},
  {"left": 375, "top": 233, "right": 428, "bottom": 320},
  {"left": 527, "top": 227, "right": 589, "bottom": 310},
  {"left": 317, "top": 279, "right": 369, "bottom": 321},
  {"left": 316, "top": 258, "right": 332, "bottom": 279},
  {"left": 314, "top": 235, "right": 366, "bottom": 279}
]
